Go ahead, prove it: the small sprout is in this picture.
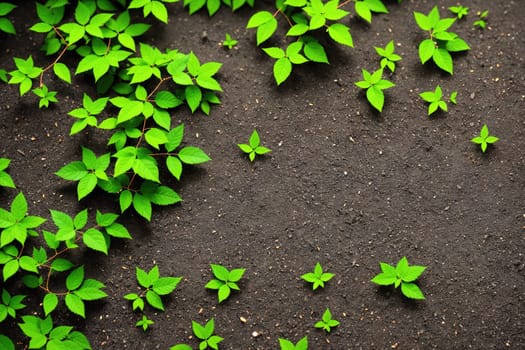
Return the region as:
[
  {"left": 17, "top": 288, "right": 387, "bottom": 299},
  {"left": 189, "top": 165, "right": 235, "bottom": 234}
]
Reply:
[
  {"left": 473, "top": 10, "right": 488, "bottom": 29},
  {"left": 371, "top": 257, "right": 426, "bottom": 300},
  {"left": 419, "top": 85, "right": 448, "bottom": 115},
  {"left": 314, "top": 308, "right": 340, "bottom": 333},
  {"left": 448, "top": 5, "right": 469, "bottom": 19},
  {"left": 449, "top": 91, "right": 458, "bottom": 104},
  {"left": 237, "top": 129, "right": 272, "bottom": 162},
  {"left": 471, "top": 124, "right": 499, "bottom": 152},
  {"left": 205, "top": 264, "right": 245, "bottom": 303},
  {"left": 374, "top": 40, "right": 402, "bottom": 73},
  {"left": 301, "top": 262, "right": 334, "bottom": 290},
  {"left": 354, "top": 68, "right": 395, "bottom": 112},
  {"left": 192, "top": 318, "right": 223, "bottom": 350},
  {"left": 279, "top": 336, "right": 308, "bottom": 350},
  {"left": 223, "top": 33, "right": 238, "bottom": 49},
  {"left": 32, "top": 85, "right": 58, "bottom": 108},
  {"left": 136, "top": 314, "right": 154, "bottom": 331}
]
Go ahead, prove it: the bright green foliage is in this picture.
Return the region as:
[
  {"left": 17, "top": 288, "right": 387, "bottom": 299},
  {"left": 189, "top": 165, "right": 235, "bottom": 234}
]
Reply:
[
  {"left": 128, "top": 0, "right": 178, "bottom": 23},
  {"left": 136, "top": 314, "right": 154, "bottom": 331},
  {"left": 0, "top": 2, "right": 16, "bottom": 34},
  {"left": 473, "top": 10, "right": 488, "bottom": 29},
  {"left": 33, "top": 84, "right": 58, "bottom": 108},
  {"left": 68, "top": 94, "right": 109, "bottom": 135},
  {"left": 223, "top": 33, "right": 238, "bottom": 49},
  {"left": 0, "top": 335, "right": 14, "bottom": 350},
  {"left": 0, "top": 289, "right": 26, "bottom": 322},
  {"left": 279, "top": 336, "right": 308, "bottom": 350},
  {"left": 205, "top": 263, "right": 245, "bottom": 303},
  {"left": 237, "top": 129, "right": 271, "bottom": 162},
  {"left": 301, "top": 262, "right": 334, "bottom": 290},
  {"left": 18, "top": 315, "right": 91, "bottom": 350},
  {"left": 8, "top": 56, "right": 42, "bottom": 95},
  {"left": 414, "top": 6, "right": 470, "bottom": 74},
  {"left": 371, "top": 256, "right": 426, "bottom": 300},
  {"left": 448, "top": 5, "right": 469, "bottom": 19},
  {"left": 184, "top": 0, "right": 255, "bottom": 16},
  {"left": 449, "top": 91, "right": 458, "bottom": 104},
  {"left": 419, "top": 85, "right": 448, "bottom": 115},
  {"left": 0, "top": 158, "right": 16, "bottom": 188},
  {"left": 354, "top": 0, "right": 388, "bottom": 24},
  {"left": 471, "top": 124, "right": 499, "bottom": 153},
  {"left": 354, "top": 68, "right": 395, "bottom": 112},
  {"left": 263, "top": 42, "right": 308, "bottom": 85},
  {"left": 63, "top": 266, "right": 107, "bottom": 317},
  {"left": 246, "top": 10, "right": 278, "bottom": 46},
  {"left": 314, "top": 308, "right": 339, "bottom": 333},
  {"left": 374, "top": 40, "right": 402, "bottom": 72},
  {"left": 124, "top": 265, "right": 182, "bottom": 311},
  {"left": 106, "top": 10, "right": 151, "bottom": 51},
  {"left": 170, "top": 345, "right": 193, "bottom": 350},
  {"left": 192, "top": 318, "right": 224, "bottom": 350}
]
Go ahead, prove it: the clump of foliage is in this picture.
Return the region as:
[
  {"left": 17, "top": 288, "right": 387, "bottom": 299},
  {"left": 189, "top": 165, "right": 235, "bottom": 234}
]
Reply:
[
  {"left": 314, "top": 308, "right": 340, "bottom": 333},
  {"left": 374, "top": 40, "right": 402, "bottom": 73},
  {"left": 448, "top": 5, "right": 469, "bottom": 19},
  {"left": 473, "top": 10, "right": 488, "bottom": 29},
  {"left": 192, "top": 318, "right": 224, "bottom": 350},
  {"left": 205, "top": 263, "right": 245, "bottom": 303},
  {"left": 471, "top": 124, "right": 499, "bottom": 153},
  {"left": 354, "top": 68, "right": 395, "bottom": 112},
  {"left": 0, "top": 2, "right": 16, "bottom": 34},
  {"left": 279, "top": 335, "right": 308, "bottom": 350},
  {"left": 301, "top": 262, "right": 334, "bottom": 290},
  {"left": 237, "top": 129, "right": 272, "bottom": 162},
  {"left": 184, "top": 0, "right": 255, "bottom": 16},
  {"left": 414, "top": 6, "right": 470, "bottom": 74},
  {"left": 419, "top": 85, "right": 449, "bottom": 115},
  {"left": 223, "top": 33, "right": 238, "bottom": 49},
  {"left": 371, "top": 256, "right": 426, "bottom": 300}
]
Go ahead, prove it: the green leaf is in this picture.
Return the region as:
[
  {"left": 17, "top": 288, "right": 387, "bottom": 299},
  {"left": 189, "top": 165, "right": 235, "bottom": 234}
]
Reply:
[
  {"left": 155, "top": 91, "right": 182, "bottom": 109},
  {"left": 0, "top": 334, "right": 15, "bottom": 350},
  {"left": 432, "top": 48, "right": 453, "bottom": 74},
  {"left": 366, "top": 85, "right": 385, "bottom": 112},
  {"left": 327, "top": 23, "right": 354, "bottom": 47},
  {"left": 51, "top": 258, "right": 74, "bottom": 272},
  {"left": 11, "top": 192, "right": 27, "bottom": 220},
  {"left": 146, "top": 290, "right": 164, "bottom": 310},
  {"left": 217, "top": 284, "right": 231, "bottom": 303},
  {"left": 273, "top": 57, "right": 292, "bottom": 86},
  {"left": 205, "top": 279, "right": 224, "bottom": 290},
  {"left": 304, "top": 40, "right": 328, "bottom": 63},
  {"left": 418, "top": 39, "right": 435, "bottom": 64},
  {"left": 77, "top": 173, "right": 97, "bottom": 200},
  {"left": 43, "top": 293, "right": 59, "bottom": 316},
  {"left": 185, "top": 85, "right": 202, "bottom": 113},
  {"left": 66, "top": 266, "right": 84, "bottom": 291},
  {"left": 53, "top": 62, "right": 71, "bottom": 83},
  {"left": 56, "top": 161, "right": 88, "bottom": 181},
  {"left": 371, "top": 272, "right": 397, "bottom": 285},
  {"left": 401, "top": 282, "right": 425, "bottom": 299},
  {"left": 133, "top": 193, "right": 152, "bottom": 220},
  {"left": 74, "top": 286, "right": 107, "bottom": 300},
  {"left": 355, "top": 1, "right": 371, "bottom": 23},
  {"left": 65, "top": 293, "right": 85, "bottom": 317},
  {"left": 178, "top": 146, "right": 211, "bottom": 164},
  {"left": 152, "top": 277, "right": 182, "bottom": 295},
  {"left": 145, "top": 128, "right": 168, "bottom": 150},
  {"left": 119, "top": 190, "right": 133, "bottom": 212},
  {"left": 246, "top": 11, "right": 274, "bottom": 28},
  {"left": 211, "top": 264, "right": 230, "bottom": 281},
  {"left": 106, "top": 223, "right": 132, "bottom": 239},
  {"left": 166, "top": 156, "right": 183, "bottom": 180},
  {"left": 82, "top": 228, "right": 108, "bottom": 254}
]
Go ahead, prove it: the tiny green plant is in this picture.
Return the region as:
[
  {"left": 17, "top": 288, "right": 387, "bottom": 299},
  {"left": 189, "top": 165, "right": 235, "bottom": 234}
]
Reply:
[
  {"left": 473, "top": 10, "right": 488, "bottom": 29},
  {"left": 314, "top": 308, "right": 340, "bottom": 333},
  {"left": 374, "top": 40, "right": 402, "bottom": 73},
  {"left": 237, "top": 129, "right": 272, "bottom": 162},
  {"left": 419, "top": 85, "right": 448, "bottom": 115},
  {"left": 354, "top": 68, "right": 395, "bottom": 112},
  {"left": 192, "top": 318, "right": 223, "bottom": 350},
  {"left": 0, "top": 158, "right": 16, "bottom": 188},
  {"left": 136, "top": 314, "right": 154, "bottom": 331},
  {"left": 448, "top": 5, "right": 469, "bottom": 19},
  {"left": 205, "top": 263, "right": 245, "bottom": 303},
  {"left": 371, "top": 256, "right": 426, "bottom": 300},
  {"left": 223, "top": 33, "right": 238, "bottom": 49},
  {"left": 471, "top": 124, "right": 499, "bottom": 153},
  {"left": 449, "top": 90, "right": 458, "bottom": 104},
  {"left": 279, "top": 336, "right": 308, "bottom": 350},
  {"left": 301, "top": 262, "right": 335, "bottom": 290},
  {"left": 414, "top": 6, "right": 470, "bottom": 74}
]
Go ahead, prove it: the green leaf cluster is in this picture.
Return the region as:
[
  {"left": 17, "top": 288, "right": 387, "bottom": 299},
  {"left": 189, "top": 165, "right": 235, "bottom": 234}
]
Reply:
[
  {"left": 471, "top": 124, "right": 499, "bottom": 153},
  {"left": 223, "top": 33, "right": 238, "bottom": 49},
  {"left": 371, "top": 256, "right": 426, "bottom": 300},
  {"left": 129, "top": 0, "right": 178, "bottom": 23},
  {"left": 419, "top": 85, "right": 449, "bottom": 115},
  {"left": 414, "top": 6, "right": 470, "bottom": 74},
  {"left": 279, "top": 336, "right": 308, "bottom": 350},
  {"left": 184, "top": 0, "right": 255, "bottom": 16},
  {"left": 191, "top": 318, "right": 224, "bottom": 350},
  {"left": 354, "top": 0, "right": 388, "bottom": 24},
  {"left": 136, "top": 314, "right": 155, "bottom": 331},
  {"left": 205, "top": 263, "right": 245, "bottom": 303},
  {"left": 8, "top": 56, "right": 42, "bottom": 96},
  {"left": 473, "top": 10, "right": 488, "bottom": 29},
  {"left": 314, "top": 308, "right": 339, "bottom": 333},
  {"left": 374, "top": 40, "right": 401, "bottom": 73},
  {"left": 0, "top": 2, "right": 16, "bottom": 34},
  {"left": 301, "top": 262, "right": 334, "bottom": 290},
  {"left": 448, "top": 5, "right": 469, "bottom": 19},
  {"left": 237, "top": 129, "right": 271, "bottom": 161},
  {"left": 354, "top": 68, "right": 395, "bottom": 112},
  {"left": 0, "top": 289, "right": 26, "bottom": 322}
]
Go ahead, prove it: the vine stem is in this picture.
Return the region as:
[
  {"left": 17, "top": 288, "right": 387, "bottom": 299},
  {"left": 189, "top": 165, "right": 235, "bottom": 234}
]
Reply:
[{"left": 338, "top": 0, "right": 353, "bottom": 8}]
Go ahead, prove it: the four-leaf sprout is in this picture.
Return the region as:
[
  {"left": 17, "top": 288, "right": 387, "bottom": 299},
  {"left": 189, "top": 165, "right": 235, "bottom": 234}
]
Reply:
[
  {"left": 473, "top": 10, "right": 488, "bottom": 29},
  {"left": 301, "top": 262, "right": 335, "bottom": 290},
  {"left": 419, "top": 85, "right": 448, "bottom": 115},
  {"left": 448, "top": 5, "right": 469, "bottom": 19},
  {"left": 192, "top": 318, "right": 223, "bottom": 350},
  {"left": 237, "top": 129, "right": 272, "bottom": 162},
  {"left": 314, "top": 308, "right": 340, "bottom": 333},
  {"left": 371, "top": 256, "right": 426, "bottom": 300},
  {"left": 354, "top": 68, "right": 395, "bottom": 112},
  {"left": 374, "top": 40, "right": 402, "bottom": 73},
  {"left": 471, "top": 124, "right": 499, "bottom": 152},
  {"left": 223, "top": 33, "right": 238, "bottom": 49},
  {"left": 205, "top": 264, "right": 246, "bottom": 303},
  {"left": 279, "top": 336, "right": 308, "bottom": 350}
]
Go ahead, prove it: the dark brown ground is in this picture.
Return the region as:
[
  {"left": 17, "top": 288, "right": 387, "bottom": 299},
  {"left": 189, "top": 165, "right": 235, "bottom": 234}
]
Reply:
[{"left": 1, "top": 0, "right": 524, "bottom": 349}]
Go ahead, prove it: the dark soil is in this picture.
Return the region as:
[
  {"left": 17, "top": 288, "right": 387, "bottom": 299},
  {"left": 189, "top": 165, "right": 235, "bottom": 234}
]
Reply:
[{"left": 1, "top": 0, "right": 524, "bottom": 349}]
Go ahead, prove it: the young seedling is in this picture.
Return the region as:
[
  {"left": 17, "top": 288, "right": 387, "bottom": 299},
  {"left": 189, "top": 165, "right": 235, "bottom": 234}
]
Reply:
[
  {"left": 374, "top": 40, "right": 402, "bottom": 73},
  {"left": 223, "top": 33, "right": 238, "bottom": 49},
  {"left": 473, "top": 10, "right": 488, "bottom": 29},
  {"left": 279, "top": 336, "right": 308, "bottom": 350},
  {"left": 449, "top": 91, "right": 458, "bottom": 104},
  {"left": 371, "top": 257, "right": 426, "bottom": 300},
  {"left": 205, "top": 264, "right": 245, "bottom": 303},
  {"left": 192, "top": 318, "right": 223, "bottom": 350},
  {"left": 314, "top": 308, "right": 340, "bottom": 333},
  {"left": 301, "top": 262, "right": 334, "bottom": 290},
  {"left": 471, "top": 124, "right": 499, "bottom": 152},
  {"left": 237, "top": 129, "right": 271, "bottom": 162},
  {"left": 354, "top": 68, "right": 395, "bottom": 112},
  {"left": 419, "top": 85, "right": 448, "bottom": 115},
  {"left": 136, "top": 314, "right": 154, "bottom": 331},
  {"left": 448, "top": 5, "right": 469, "bottom": 19}
]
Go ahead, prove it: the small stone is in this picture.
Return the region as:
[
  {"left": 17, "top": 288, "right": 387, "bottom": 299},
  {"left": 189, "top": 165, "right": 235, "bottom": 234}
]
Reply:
[
  {"left": 240, "top": 316, "right": 247, "bottom": 323},
  {"left": 252, "top": 331, "right": 261, "bottom": 337}
]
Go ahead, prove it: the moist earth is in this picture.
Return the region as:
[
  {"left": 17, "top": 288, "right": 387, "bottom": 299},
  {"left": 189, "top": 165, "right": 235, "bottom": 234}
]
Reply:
[{"left": 1, "top": 0, "right": 524, "bottom": 349}]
